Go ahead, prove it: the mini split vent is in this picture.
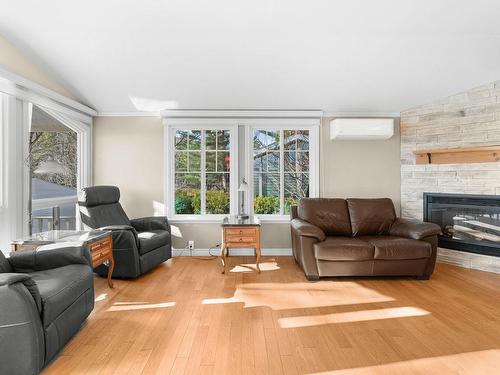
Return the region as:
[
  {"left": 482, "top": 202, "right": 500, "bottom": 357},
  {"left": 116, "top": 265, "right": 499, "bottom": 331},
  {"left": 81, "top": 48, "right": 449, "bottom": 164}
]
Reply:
[{"left": 330, "top": 118, "right": 394, "bottom": 140}]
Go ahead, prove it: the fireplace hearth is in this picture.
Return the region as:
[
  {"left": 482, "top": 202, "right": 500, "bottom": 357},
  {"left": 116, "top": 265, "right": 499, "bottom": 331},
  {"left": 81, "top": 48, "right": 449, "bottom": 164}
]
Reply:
[{"left": 424, "top": 193, "right": 500, "bottom": 257}]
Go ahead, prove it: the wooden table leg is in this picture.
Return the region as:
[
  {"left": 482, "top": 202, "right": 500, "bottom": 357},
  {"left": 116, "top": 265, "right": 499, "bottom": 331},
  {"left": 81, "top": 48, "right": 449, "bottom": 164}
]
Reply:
[
  {"left": 107, "top": 256, "right": 115, "bottom": 288},
  {"left": 255, "top": 244, "right": 261, "bottom": 273},
  {"left": 220, "top": 245, "right": 227, "bottom": 274}
]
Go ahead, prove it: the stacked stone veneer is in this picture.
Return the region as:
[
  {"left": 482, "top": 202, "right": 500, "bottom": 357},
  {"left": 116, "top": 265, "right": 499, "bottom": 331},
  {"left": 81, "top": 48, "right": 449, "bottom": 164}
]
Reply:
[{"left": 400, "top": 81, "right": 500, "bottom": 273}]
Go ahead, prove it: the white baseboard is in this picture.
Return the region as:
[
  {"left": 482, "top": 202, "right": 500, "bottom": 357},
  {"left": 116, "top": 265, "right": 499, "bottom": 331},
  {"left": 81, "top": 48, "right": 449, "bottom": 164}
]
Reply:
[
  {"left": 437, "top": 248, "right": 500, "bottom": 274},
  {"left": 174, "top": 247, "right": 500, "bottom": 274},
  {"left": 172, "top": 248, "right": 292, "bottom": 257}
]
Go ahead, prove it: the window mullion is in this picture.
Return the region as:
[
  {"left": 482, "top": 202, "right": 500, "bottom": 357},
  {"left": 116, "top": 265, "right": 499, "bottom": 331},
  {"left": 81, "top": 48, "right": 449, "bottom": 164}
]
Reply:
[
  {"left": 279, "top": 129, "right": 285, "bottom": 215},
  {"left": 201, "top": 130, "right": 206, "bottom": 215}
]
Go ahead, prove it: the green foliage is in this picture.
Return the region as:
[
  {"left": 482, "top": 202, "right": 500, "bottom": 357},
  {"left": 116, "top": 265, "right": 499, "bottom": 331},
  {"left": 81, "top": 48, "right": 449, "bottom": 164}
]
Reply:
[
  {"left": 175, "top": 193, "right": 193, "bottom": 214},
  {"left": 175, "top": 189, "right": 200, "bottom": 214},
  {"left": 285, "top": 197, "right": 300, "bottom": 214},
  {"left": 175, "top": 189, "right": 229, "bottom": 214},
  {"left": 254, "top": 195, "right": 280, "bottom": 214},
  {"left": 192, "top": 191, "right": 201, "bottom": 214},
  {"left": 206, "top": 191, "right": 230, "bottom": 214}
]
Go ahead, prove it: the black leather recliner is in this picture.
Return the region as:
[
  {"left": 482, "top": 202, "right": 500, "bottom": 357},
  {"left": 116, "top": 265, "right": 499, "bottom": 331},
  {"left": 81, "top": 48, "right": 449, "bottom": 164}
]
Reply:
[
  {"left": 0, "top": 244, "right": 94, "bottom": 375},
  {"left": 78, "top": 185, "right": 172, "bottom": 278}
]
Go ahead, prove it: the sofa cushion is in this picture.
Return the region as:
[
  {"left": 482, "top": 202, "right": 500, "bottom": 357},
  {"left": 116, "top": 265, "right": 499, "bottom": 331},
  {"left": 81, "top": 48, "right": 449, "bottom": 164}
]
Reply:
[
  {"left": 347, "top": 198, "right": 397, "bottom": 236},
  {"left": 30, "top": 264, "right": 93, "bottom": 327},
  {"left": 78, "top": 185, "right": 120, "bottom": 207},
  {"left": 314, "top": 237, "right": 375, "bottom": 261},
  {"left": 299, "top": 198, "right": 352, "bottom": 236},
  {"left": 80, "top": 203, "right": 130, "bottom": 229},
  {"left": 358, "top": 235, "right": 432, "bottom": 260},
  {"left": 138, "top": 230, "right": 171, "bottom": 255}
]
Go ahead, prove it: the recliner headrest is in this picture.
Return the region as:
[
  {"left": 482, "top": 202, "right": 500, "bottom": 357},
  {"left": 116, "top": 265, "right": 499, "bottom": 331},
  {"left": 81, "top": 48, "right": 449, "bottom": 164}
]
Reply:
[{"left": 78, "top": 186, "right": 120, "bottom": 207}]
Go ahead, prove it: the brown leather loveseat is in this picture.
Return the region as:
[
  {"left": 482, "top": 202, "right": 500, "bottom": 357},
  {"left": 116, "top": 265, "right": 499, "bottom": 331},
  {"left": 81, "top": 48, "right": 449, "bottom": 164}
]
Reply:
[{"left": 290, "top": 198, "right": 441, "bottom": 281}]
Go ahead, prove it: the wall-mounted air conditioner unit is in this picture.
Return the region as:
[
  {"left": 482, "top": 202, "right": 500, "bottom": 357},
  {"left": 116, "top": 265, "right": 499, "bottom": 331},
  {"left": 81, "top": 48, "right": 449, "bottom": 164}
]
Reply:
[{"left": 330, "top": 118, "right": 394, "bottom": 140}]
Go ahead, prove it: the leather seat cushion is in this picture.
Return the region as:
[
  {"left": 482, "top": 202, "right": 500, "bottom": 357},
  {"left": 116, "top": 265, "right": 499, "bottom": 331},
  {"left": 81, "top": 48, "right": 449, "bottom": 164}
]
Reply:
[
  {"left": 30, "top": 264, "right": 93, "bottom": 327},
  {"left": 298, "top": 198, "right": 352, "bottom": 236},
  {"left": 347, "top": 198, "right": 397, "bottom": 236},
  {"left": 138, "top": 230, "right": 171, "bottom": 255},
  {"left": 358, "top": 235, "right": 432, "bottom": 260},
  {"left": 314, "top": 237, "right": 375, "bottom": 261},
  {"left": 81, "top": 203, "right": 131, "bottom": 229}
]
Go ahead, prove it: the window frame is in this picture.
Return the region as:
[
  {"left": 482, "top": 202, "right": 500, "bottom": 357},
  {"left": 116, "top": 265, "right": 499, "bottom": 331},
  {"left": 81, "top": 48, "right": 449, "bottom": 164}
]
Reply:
[
  {"left": 245, "top": 119, "right": 320, "bottom": 222},
  {"left": 29, "top": 105, "right": 92, "bottom": 233},
  {"left": 164, "top": 119, "right": 238, "bottom": 222}
]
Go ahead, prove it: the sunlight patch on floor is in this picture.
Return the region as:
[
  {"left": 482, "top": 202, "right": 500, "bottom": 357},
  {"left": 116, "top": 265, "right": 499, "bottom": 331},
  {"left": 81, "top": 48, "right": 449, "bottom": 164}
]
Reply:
[
  {"left": 200, "top": 282, "right": 394, "bottom": 310},
  {"left": 202, "top": 297, "right": 240, "bottom": 305},
  {"left": 232, "top": 282, "right": 394, "bottom": 310},
  {"left": 305, "top": 349, "right": 500, "bottom": 375},
  {"left": 94, "top": 293, "right": 107, "bottom": 302},
  {"left": 279, "top": 306, "right": 429, "bottom": 328},
  {"left": 229, "top": 261, "right": 280, "bottom": 273},
  {"left": 107, "top": 301, "right": 176, "bottom": 311}
]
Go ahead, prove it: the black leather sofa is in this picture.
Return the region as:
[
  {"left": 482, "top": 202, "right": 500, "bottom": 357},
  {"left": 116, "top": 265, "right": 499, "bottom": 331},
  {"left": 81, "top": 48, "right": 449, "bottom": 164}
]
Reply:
[
  {"left": 78, "top": 185, "right": 172, "bottom": 278},
  {"left": 0, "top": 243, "right": 94, "bottom": 375}
]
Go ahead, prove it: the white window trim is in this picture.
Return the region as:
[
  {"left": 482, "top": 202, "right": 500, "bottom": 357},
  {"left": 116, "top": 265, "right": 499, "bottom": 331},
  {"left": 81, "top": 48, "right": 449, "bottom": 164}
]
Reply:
[
  {"left": 245, "top": 119, "right": 320, "bottom": 223},
  {"left": 0, "top": 66, "right": 96, "bottom": 121},
  {"left": 29, "top": 106, "right": 92, "bottom": 232},
  {"left": 0, "top": 69, "right": 93, "bottom": 244},
  {"left": 163, "top": 119, "right": 238, "bottom": 222}
]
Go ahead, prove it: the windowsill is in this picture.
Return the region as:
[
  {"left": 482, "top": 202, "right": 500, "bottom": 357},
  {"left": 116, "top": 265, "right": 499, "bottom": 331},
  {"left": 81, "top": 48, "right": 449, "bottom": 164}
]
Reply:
[
  {"left": 168, "top": 215, "right": 229, "bottom": 224},
  {"left": 168, "top": 214, "right": 291, "bottom": 224},
  {"left": 255, "top": 215, "right": 291, "bottom": 223}
]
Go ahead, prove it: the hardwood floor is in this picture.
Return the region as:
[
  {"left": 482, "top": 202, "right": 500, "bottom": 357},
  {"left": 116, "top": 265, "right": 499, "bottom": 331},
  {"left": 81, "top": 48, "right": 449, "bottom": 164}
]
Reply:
[{"left": 44, "top": 257, "right": 500, "bottom": 375}]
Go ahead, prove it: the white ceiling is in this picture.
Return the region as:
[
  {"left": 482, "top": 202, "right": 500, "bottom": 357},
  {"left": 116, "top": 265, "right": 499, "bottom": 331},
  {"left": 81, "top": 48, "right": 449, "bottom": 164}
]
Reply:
[{"left": 1, "top": 0, "right": 500, "bottom": 114}]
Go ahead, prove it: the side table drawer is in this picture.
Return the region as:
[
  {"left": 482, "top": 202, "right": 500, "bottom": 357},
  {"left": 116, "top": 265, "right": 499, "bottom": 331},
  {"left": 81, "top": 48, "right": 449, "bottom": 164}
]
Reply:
[
  {"left": 90, "top": 237, "right": 113, "bottom": 267},
  {"left": 90, "top": 237, "right": 112, "bottom": 252},
  {"left": 225, "top": 236, "right": 256, "bottom": 244},
  {"left": 225, "top": 228, "right": 256, "bottom": 237},
  {"left": 92, "top": 247, "right": 111, "bottom": 266}
]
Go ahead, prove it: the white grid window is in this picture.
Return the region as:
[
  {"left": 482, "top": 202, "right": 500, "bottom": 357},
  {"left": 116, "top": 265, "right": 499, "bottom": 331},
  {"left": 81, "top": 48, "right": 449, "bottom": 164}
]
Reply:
[
  {"left": 165, "top": 122, "right": 238, "bottom": 220},
  {"left": 252, "top": 129, "right": 314, "bottom": 216}
]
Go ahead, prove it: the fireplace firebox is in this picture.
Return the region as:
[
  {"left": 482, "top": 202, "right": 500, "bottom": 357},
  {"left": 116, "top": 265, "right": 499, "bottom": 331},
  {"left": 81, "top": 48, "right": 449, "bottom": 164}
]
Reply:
[{"left": 423, "top": 193, "right": 500, "bottom": 257}]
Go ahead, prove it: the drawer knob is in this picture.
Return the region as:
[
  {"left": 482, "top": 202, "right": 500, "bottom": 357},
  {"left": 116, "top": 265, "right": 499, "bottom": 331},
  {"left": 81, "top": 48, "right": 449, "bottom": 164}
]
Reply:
[
  {"left": 239, "top": 238, "right": 243, "bottom": 241},
  {"left": 239, "top": 230, "right": 243, "bottom": 234}
]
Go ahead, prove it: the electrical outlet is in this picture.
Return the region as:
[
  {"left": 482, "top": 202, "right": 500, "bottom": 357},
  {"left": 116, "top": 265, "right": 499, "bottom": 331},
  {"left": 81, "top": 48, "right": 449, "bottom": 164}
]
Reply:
[{"left": 188, "top": 240, "right": 195, "bottom": 250}]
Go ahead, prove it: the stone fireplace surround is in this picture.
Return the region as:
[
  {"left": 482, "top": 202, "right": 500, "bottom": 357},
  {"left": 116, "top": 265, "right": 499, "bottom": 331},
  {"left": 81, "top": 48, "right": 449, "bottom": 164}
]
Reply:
[{"left": 400, "top": 80, "right": 500, "bottom": 274}]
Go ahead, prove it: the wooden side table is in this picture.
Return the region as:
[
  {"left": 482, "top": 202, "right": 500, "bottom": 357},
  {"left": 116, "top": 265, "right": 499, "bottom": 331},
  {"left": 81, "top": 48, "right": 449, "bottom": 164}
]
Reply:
[
  {"left": 89, "top": 235, "right": 115, "bottom": 288},
  {"left": 221, "top": 217, "right": 261, "bottom": 274},
  {"left": 11, "top": 230, "right": 115, "bottom": 288}
]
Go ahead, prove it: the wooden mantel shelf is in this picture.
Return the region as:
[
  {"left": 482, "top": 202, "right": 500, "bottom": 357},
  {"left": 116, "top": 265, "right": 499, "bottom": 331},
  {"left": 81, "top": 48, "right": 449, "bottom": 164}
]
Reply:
[{"left": 414, "top": 145, "right": 500, "bottom": 165}]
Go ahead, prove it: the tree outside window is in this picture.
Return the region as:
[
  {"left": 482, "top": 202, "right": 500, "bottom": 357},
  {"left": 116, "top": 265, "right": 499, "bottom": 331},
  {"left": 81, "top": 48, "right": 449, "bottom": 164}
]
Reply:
[
  {"left": 174, "top": 129, "right": 230, "bottom": 215},
  {"left": 253, "top": 129, "right": 310, "bottom": 215}
]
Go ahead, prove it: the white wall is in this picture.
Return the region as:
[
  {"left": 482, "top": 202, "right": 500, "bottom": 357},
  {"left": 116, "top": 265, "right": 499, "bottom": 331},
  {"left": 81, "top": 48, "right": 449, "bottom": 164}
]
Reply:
[
  {"left": 93, "top": 116, "right": 164, "bottom": 218},
  {"left": 321, "top": 117, "right": 402, "bottom": 214},
  {"left": 0, "top": 34, "right": 74, "bottom": 99}
]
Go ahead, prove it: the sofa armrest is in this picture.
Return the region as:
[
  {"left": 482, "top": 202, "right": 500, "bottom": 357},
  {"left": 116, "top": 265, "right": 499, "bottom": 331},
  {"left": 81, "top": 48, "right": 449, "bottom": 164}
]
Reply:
[
  {"left": 9, "top": 243, "right": 92, "bottom": 272},
  {"left": 390, "top": 218, "right": 442, "bottom": 240},
  {"left": 0, "top": 273, "right": 44, "bottom": 373},
  {"left": 99, "top": 225, "right": 140, "bottom": 249},
  {"left": 291, "top": 218, "right": 326, "bottom": 241},
  {"left": 99, "top": 224, "right": 137, "bottom": 233},
  {"left": 0, "top": 273, "right": 42, "bottom": 312},
  {"left": 130, "top": 216, "right": 170, "bottom": 232},
  {"left": 0, "top": 273, "right": 31, "bottom": 286}
]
